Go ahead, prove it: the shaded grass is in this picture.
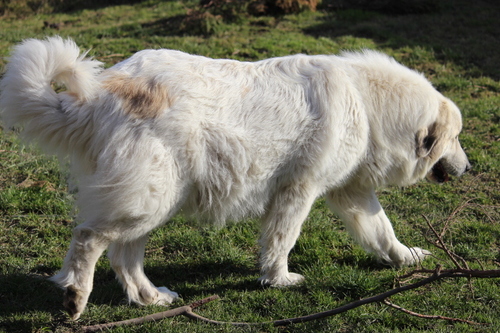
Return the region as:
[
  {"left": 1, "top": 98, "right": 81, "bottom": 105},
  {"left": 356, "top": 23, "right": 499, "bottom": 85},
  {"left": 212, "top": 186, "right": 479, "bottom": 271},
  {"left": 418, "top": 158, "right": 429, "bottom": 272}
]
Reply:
[{"left": 0, "top": 0, "right": 499, "bottom": 332}]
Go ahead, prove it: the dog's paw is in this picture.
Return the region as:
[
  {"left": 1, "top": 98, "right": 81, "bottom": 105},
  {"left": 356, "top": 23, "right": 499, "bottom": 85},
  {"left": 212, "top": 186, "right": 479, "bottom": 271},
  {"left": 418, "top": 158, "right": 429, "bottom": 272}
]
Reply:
[
  {"left": 137, "top": 286, "right": 179, "bottom": 306},
  {"left": 259, "top": 272, "right": 305, "bottom": 287},
  {"left": 63, "top": 286, "right": 89, "bottom": 320},
  {"left": 386, "top": 246, "right": 431, "bottom": 267},
  {"left": 408, "top": 247, "right": 431, "bottom": 263},
  {"left": 155, "top": 286, "right": 179, "bottom": 305}
]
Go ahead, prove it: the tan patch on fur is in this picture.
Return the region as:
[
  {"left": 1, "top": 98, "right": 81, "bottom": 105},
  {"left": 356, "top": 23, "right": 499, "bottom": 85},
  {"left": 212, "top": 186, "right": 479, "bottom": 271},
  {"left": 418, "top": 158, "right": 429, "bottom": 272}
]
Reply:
[
  {"left": 102, "top": 72, "right": 172, "bottom": 119},
  {"left": 64, "top": 91, "right": 79, "bottom": 99}
]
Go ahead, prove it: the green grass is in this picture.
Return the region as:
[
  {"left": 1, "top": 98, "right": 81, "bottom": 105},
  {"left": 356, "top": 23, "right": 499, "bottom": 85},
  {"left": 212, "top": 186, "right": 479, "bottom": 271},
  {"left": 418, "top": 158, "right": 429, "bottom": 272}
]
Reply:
[{"left": 1, "top": 0, "right": 500, "bottom": 332}]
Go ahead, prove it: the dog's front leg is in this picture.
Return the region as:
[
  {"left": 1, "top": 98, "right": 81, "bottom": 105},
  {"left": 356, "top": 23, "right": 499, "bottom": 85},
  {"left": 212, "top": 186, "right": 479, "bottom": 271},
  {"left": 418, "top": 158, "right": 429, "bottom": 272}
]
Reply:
[
  {"left": 326, "top": 188, "right": 430, "bottom": 267},
  {"left": 258, "top": 183, "right": 317, "bottom": 286}
]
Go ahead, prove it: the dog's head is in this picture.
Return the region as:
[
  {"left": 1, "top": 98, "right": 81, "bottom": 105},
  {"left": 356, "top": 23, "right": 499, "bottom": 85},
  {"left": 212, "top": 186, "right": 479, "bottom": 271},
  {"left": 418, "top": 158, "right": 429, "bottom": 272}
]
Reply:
[{"left": 416, "top": 98, "right": 471, "bottom": 183}]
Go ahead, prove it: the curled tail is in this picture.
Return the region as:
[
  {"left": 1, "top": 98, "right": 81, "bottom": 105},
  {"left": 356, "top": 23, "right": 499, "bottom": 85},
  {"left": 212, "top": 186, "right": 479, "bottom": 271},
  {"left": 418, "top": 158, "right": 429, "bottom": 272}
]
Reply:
[{"left": 0, "top": 36, "right": 103, "bottom": 155}]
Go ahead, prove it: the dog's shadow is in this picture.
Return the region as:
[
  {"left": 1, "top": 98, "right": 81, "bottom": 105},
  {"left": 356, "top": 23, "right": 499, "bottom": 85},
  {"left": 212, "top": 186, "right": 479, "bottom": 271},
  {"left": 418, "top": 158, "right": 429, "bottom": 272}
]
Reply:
[
  {"left": 0, "top": 259, "right": 262, "bottom": 320},
  {"left": 138, "top": 260, "right": 264, "bottom": 298},
  {"left": 0, "top": 272, "right": 67, "bottom": 332}
]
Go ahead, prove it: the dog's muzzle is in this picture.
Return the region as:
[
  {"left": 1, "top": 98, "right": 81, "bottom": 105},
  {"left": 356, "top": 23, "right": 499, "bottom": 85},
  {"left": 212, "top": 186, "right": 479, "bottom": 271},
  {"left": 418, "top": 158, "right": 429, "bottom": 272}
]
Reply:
[
  {"left": 427, "top": 161, "right": 449, "bottom": 183},
  {"left": 427, "top": 159, "right": 471, "bottom": 184}
]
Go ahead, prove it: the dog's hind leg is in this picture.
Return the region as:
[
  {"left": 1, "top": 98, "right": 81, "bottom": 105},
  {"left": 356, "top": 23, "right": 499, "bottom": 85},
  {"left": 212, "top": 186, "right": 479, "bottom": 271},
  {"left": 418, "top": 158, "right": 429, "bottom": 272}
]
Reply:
[
  {"left": 107, "top": 235, "right": 179, "bottom": 307},
  {"left": 326, "top": 187, "right": 430, "bottom": 267},
  {"left": 50, "top": 224, "right": 111, "bottom": 320},
  {"left": 258, "top": 183, "right": 317, "bottom": 286}
]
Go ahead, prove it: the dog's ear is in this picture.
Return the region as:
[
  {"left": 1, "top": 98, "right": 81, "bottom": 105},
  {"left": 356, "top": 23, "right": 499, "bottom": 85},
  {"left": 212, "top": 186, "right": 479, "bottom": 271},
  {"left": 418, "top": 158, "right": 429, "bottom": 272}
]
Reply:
[
  {"left": 416, "top": 101, "right": 451, "bottom": 159},
  {"left": 416, "top": 126, "right": 432, "bottom": 158},
  {"left": 416, "top": 124, "right": 442, "bottom": 158}
]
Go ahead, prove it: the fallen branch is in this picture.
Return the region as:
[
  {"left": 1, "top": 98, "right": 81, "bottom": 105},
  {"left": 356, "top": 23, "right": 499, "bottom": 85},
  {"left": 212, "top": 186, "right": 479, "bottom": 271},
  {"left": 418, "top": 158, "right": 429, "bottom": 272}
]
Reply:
[
  {"left": 383, "top": 299, "right": 483, "bottom": 325},
  {"left": 262, "top": 267, "right": 499, "bottom": 327},
  {"left": 82, "top": 267, "right": 500, "bottom": 331},
  {"left": 82, "top": 295, "right": 220, "bottom": 332}
]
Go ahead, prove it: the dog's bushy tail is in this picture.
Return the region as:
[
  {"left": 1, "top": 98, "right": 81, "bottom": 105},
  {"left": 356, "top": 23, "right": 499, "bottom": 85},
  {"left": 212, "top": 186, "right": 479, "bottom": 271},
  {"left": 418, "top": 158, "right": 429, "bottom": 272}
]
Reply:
[{"left": 0, "top": 36, "right": 103, "bottom": 154}]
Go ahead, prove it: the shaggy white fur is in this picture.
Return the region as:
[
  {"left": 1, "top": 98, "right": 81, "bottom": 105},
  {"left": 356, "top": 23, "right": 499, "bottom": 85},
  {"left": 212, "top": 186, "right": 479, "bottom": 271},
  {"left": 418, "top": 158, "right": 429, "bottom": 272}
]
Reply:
[{"left": 0, "top": 37, "right": 470, "bottom": 320}]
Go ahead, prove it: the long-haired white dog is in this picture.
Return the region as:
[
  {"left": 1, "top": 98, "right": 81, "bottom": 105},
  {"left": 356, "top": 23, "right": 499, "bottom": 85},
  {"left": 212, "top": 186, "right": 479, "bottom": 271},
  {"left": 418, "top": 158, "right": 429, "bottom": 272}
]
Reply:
[{"left": 0, "top": 37, "right": 470, "bottom": 319}]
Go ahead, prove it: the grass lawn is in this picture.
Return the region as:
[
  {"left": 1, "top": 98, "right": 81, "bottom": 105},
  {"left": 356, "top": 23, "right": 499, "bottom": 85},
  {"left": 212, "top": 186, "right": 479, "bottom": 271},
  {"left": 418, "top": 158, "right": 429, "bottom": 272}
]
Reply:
[{"left": 0, "top": 0, "right": 499, "bottom": 332}]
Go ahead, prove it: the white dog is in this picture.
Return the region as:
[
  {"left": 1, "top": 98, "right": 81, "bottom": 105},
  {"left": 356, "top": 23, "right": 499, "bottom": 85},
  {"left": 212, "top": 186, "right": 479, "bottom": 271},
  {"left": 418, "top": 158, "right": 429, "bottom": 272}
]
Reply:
[{"left": 0, "top": 37, "right": 470, "bottom": 320}]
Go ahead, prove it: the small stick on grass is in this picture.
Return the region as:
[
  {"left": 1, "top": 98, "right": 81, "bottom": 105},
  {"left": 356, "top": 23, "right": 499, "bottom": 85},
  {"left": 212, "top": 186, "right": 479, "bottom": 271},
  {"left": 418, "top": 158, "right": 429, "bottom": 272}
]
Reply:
[
  {"left": 383, "top": 299, "right": 484, "bottom": 325},
  {"left": 82, "top": 295, "right": 219, "bottom": 332}
]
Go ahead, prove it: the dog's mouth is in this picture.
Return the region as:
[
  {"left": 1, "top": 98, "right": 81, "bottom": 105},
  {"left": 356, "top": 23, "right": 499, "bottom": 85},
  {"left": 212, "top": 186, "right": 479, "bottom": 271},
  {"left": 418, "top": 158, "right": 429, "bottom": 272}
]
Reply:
[{"left": 427, "top": 160, "right": 450, "bottom": 183}]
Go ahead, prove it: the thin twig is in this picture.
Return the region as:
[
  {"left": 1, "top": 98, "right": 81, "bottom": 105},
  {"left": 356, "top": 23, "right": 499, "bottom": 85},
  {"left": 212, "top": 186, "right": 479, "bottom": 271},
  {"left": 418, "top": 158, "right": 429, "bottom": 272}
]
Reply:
[
  {"left": 472, "top": 203, "right": 500, "bottom": 224},
  {"left": 383, "top": 299, "right": 484, "bottom": 325},
  {"left": 423, "top": 215, "right": 468, "bottom": 269},
  {"left": 439, "top": 198, "right": 476, "bottom": 239},
  {"left": 183, "top": 308, "right": 251, "bottom": 326},
  {"left": 82, "top": 295, "right": 220, "bottom": 332},
  {"left": 398, "top": 267, "right": 500, "bottom": 281}
]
